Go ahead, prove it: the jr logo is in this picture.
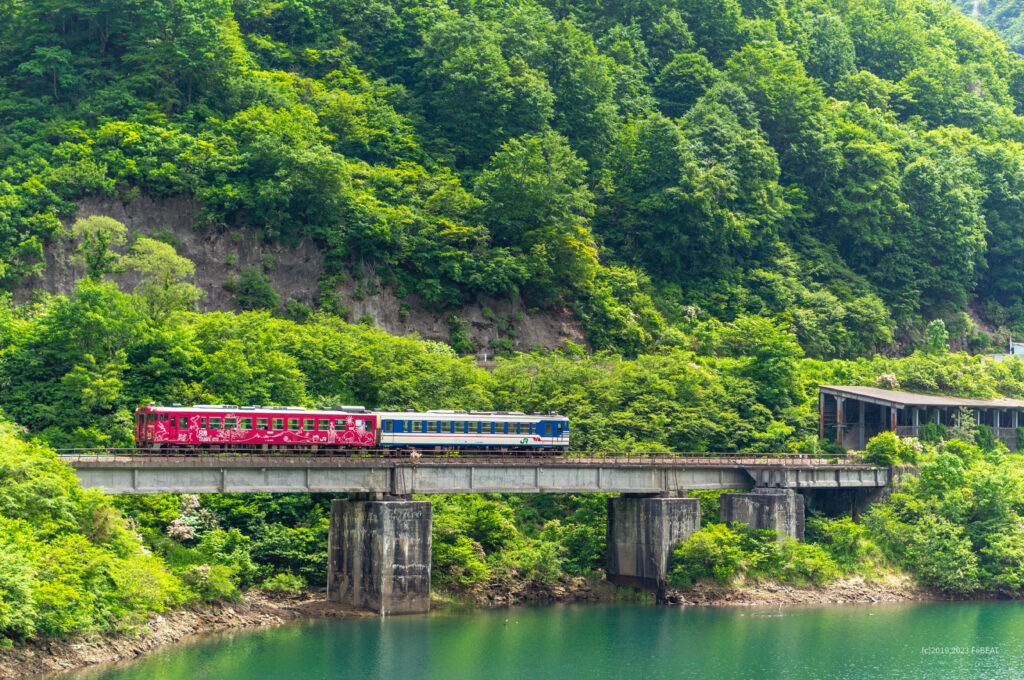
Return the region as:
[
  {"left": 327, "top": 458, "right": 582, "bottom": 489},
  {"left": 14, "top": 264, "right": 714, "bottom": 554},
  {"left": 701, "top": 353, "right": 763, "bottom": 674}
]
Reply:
[{"left": 519, "top": 438, "right": 529, "bottom": 445}]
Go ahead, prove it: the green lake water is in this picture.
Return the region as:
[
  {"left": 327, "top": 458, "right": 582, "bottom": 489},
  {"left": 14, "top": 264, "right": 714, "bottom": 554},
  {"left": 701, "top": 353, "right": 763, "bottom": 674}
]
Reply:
[{"left": 60, "top": 602, "right": 1024, "bottom": 680}]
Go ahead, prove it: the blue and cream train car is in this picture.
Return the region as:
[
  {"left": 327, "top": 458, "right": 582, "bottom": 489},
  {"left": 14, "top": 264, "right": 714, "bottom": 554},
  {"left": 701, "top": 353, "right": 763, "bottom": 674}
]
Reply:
[{"left": 377, "top": 410, "right": 570, "bottom": 449}]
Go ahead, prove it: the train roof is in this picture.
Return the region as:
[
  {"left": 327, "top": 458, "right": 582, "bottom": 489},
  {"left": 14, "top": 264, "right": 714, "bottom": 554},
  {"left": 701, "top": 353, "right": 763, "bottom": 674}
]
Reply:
[
  {"left": 375, "top": 410, "right": 568, "bottom": 421},
  {"left": 139, "top": 404, "right": 372, "bottom": 417},
  {"left": 139, "top": 404, "right": 566, "bottom": 420}
]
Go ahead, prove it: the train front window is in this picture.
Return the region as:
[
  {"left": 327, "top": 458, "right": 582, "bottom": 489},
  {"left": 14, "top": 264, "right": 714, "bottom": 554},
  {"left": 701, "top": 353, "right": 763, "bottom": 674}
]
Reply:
[{"left": 384, "top": 421, "right": 394, "bottom": 433}]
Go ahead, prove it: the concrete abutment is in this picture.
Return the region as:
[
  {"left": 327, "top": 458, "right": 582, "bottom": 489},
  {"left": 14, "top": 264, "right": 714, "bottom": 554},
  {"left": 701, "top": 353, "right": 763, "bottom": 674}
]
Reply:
[
  {"left": 605, "top": 495, "right": 701, "bottom": 603},
  {"left": 327, "top": 497, "right": 432, "bottom": 615}
]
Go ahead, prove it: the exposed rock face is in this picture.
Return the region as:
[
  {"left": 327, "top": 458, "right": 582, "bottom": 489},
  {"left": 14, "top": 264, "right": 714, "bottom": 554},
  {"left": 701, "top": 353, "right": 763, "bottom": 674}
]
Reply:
[{"left": 18, "top": 195, "right": 587, "bottom": 352}]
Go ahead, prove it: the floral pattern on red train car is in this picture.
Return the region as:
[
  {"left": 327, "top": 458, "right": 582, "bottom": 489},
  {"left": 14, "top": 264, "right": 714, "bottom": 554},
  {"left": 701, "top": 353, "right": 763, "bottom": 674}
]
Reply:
[{"left": 137, "top": 406, "right": 376, "bottom": 447}]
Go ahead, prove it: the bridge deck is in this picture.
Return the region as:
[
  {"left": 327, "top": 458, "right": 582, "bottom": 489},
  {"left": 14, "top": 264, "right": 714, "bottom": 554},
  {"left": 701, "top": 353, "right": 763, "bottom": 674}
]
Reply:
[{"left": 60, "top": 454, "right": 890, "bottom": 495}]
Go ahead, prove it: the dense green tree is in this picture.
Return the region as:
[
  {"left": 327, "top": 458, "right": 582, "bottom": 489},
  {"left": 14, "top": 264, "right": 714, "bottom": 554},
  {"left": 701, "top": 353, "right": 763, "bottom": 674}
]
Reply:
[
  {"left": 474, "top": 132, "right": 598, "bottom": 303},
  {"left": 121, "top": 238, "right": 203, "bottom": 321},
  {"left": 70, "top": 216, "right": 126, "bottom": 281}
]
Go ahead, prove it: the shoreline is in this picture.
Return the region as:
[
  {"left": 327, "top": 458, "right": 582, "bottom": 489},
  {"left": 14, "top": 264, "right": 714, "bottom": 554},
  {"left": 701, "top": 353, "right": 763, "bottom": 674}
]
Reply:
[{"left": 0, "top": 576, "right": 937, "bottom": 679}]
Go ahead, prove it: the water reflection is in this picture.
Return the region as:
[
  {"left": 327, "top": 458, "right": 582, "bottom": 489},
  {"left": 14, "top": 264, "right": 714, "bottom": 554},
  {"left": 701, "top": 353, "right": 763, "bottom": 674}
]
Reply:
[{"left": 62, "top": 602, "right": 1024, "bottom": 680}]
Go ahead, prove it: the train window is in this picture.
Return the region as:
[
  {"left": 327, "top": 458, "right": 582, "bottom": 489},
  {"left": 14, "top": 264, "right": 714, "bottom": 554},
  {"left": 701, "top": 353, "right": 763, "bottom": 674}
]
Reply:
[
  {"left": 303, "top": 419, "right": 315, "bottom": 431},
  {"left": 362, "top": 419, "right": 372, "bottom": 430},
  {"left": 411, "top": 421, "right": 420, "bottom": 433},
  {"left": 288, "top": 418, "right": 300, "bottom": 431},
  {"left": 209, "top": 417, "right": 221, "bottom": 430},
  {"left": 384, "top": 421, "right": 394, "bottom": 433},
  {"left": 440, "top": 421, "right": 450, "bottom": 433},
  {"left": 225, "top": 417, "right": 237, "bottom": 429},
  {"left": 426, "top": 421, "right": 437, "bottom": 433},
  {"left": 159, "top": 413, "right": 167, "bottom": 422},
  {"left": 240, "top": 418, "right": 252, "bottom": 430},
  {"left": 318, "top": 419, "right": 330, "bottom": 431},
  {"left": 256, "top": 418, "right": 268, "bottom": 430},
  {"left": 273, "top": 418, "right": 284, "bottom": 430},
  {"left": 200, "top": 417, "right": 207, "bottom": 429},
  {"left": 178, "top": 417, "right": 187, "bottom": 428}
]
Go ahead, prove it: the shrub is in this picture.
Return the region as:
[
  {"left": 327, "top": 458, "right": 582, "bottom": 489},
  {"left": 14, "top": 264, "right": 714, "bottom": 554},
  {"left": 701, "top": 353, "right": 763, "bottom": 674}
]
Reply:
[
  {"left": 225, "top": 268, "right": 279, "bottom": 311},
  {"left": 181, "top": 564, "right": 241, "bottom": 602},
  {"left": 864, "top": 431, "right": 901, "bottom": 465},
  {"left": 668, "top": 523, "right": 745, "bottom": 586},
  {"left": 261, "top": 572, "right": 306, "bottom": 592}
]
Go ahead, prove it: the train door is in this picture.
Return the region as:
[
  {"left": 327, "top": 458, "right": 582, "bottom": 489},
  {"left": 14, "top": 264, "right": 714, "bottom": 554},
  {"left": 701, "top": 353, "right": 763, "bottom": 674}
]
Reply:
[{"left": 166, "top": 412, "right": 177, "bottom": 443}]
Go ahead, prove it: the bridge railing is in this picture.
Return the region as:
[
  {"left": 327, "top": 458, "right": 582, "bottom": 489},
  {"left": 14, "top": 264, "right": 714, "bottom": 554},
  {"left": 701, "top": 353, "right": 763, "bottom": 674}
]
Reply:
[{"left": 56, "top": 447, "right": 864, "bottom": 466}]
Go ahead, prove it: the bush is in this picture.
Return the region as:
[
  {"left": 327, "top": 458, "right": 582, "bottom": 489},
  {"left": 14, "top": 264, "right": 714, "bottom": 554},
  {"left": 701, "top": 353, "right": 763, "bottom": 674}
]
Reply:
[
  {"left": 181, "top": 564, "right": 241, "bottom": 602},
  {"left": 864, "top": 431, "right": 901, "bottom": 464},
  {"left": 863, "top": 432, "right": 922, "bottom": 465},
  {"left": 225, "top": 268, "right": 279, "bottom": 311},
  {"left": 668, "top": 523, "right": 745, "bottom": 586},
  {"left": 805, "top": 516, "right": 881, "bottom": 572},
  {"left": 919, "top": 422, "right": 947, "bottom": 443},
  {"left": 261, "top": 572, "right": 306, "bottom": 592},
  {"left": 669, "top": 522, "right": 841, "bottom": 587}
]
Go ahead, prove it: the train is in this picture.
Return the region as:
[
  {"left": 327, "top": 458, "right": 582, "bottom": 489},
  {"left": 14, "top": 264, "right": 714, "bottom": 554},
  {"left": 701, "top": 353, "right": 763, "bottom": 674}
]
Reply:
[{"left": 133, "top": 403, "right": 570, "bottom": 451}]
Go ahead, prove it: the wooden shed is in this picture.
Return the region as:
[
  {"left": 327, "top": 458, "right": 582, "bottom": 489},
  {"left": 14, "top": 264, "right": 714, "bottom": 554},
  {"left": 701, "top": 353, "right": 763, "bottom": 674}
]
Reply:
[{"left": 818, "top": 385, "right": 1024, "bottom": 451}]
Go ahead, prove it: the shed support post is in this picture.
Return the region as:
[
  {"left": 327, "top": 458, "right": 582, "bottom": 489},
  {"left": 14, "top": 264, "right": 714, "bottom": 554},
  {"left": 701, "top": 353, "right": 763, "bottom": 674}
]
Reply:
[
  {"left": 890, "top": 407, "right": 897, "bottom": 433},
  {"left": 857, "top": 401, "right": 865, "bottom": 450},
  {"left": 819, "top": 392, "right": 825, "bottom": 441},
  {"left": 836, "top": 398, "right": 845, "bottom": 448}
]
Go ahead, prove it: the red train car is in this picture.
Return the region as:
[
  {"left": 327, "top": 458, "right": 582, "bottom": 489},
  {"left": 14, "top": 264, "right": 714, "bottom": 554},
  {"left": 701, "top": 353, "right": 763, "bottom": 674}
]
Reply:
[{"left": 134, "top": 403, "right": 376, "bottom": 449}]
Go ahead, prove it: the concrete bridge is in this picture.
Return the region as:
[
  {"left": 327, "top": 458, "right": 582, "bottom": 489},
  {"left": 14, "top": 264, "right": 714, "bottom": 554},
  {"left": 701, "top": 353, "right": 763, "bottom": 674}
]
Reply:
[{"left": 60, "top": 453, "right": 892, "bottom": 616}]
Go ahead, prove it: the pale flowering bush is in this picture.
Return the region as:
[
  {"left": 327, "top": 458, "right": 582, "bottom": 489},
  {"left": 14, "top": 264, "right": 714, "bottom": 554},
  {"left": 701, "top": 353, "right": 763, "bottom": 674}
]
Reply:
[
  {"left": 180, "top": 563, "right": 240, "bottom": 602},
  {"left": 189, "top": 564, "right": 212, "bottom": 584},
  {"left": 875, "top": 373, "right": 900, "bottom": 389},
  {"left": 166, "top": 518, "right": 196, "bottom": 541},
  {"left": 165, "top": 494, "right": 218, "bottom": 543}
]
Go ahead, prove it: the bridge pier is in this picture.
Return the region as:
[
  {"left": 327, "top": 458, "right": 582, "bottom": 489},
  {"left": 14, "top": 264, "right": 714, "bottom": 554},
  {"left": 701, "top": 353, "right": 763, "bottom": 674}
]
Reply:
[
  {"left": 720, "top": 488, "right": 804, "bottom": 540},
  {"left": 605, "top": 494, "right": 701, "bottom": 603},
  {"left": 327, "top": 496, "right": 432, "bottom": 615}
]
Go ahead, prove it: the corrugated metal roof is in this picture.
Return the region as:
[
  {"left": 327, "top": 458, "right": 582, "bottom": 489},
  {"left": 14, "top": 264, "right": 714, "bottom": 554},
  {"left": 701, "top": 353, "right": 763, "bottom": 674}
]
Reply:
[{"left": 819, "top": 385, "right": 1024, "bottom": 409}]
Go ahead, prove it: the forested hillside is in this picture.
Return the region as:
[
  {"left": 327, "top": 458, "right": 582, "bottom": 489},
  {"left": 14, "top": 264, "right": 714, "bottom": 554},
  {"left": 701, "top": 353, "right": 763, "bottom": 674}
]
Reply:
[
  {"left": 3, "top": 0, "right": 1024, "bottom": 356},
  {"left": 956, "top": 0, "right": 1024, "bottom": 53}
]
